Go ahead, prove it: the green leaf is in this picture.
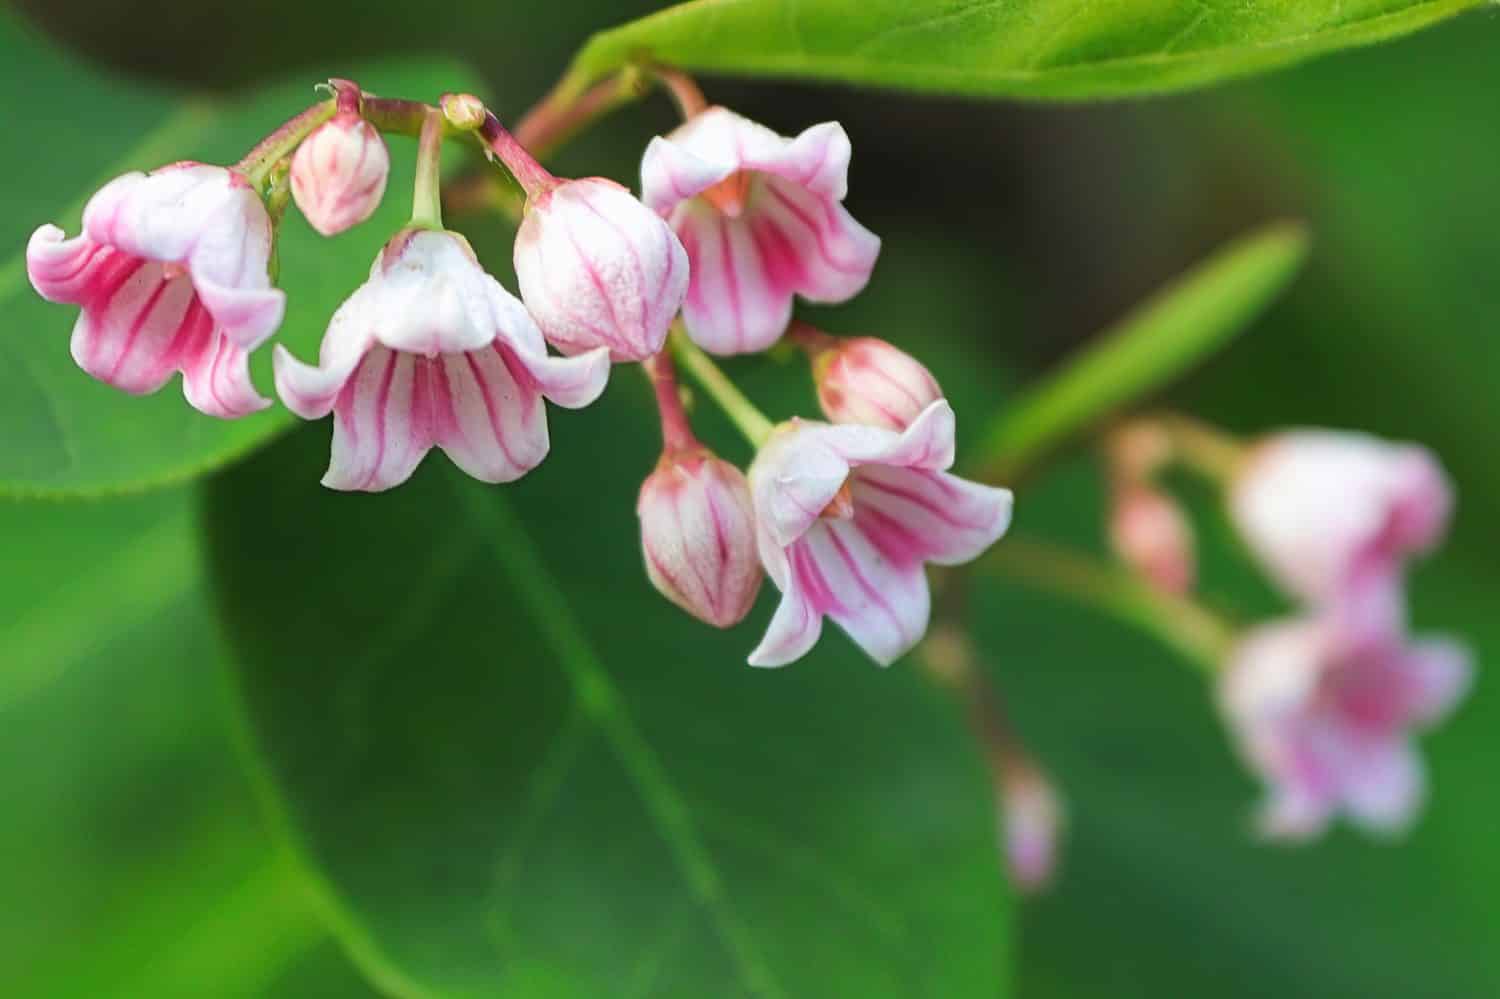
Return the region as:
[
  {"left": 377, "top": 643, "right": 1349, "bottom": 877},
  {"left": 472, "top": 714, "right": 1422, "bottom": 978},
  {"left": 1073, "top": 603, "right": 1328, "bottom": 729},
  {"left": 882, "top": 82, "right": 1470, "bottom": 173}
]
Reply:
[
  {"left": 974, "top": 221, "right": 1308, "bottom": 480},
  {"left": 566, "top": 0, "right": 1490, "bottom": 101},
  {"left": 0, "top": 10, "right": 484, "bottom": 498},
  {"left": 202, "top": 407, "right": 1010, "bottom": 997}
]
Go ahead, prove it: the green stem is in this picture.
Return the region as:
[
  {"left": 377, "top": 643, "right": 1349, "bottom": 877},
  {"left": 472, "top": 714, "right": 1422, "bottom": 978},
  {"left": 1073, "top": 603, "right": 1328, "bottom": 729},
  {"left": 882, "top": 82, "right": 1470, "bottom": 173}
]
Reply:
[
  {"left": 235, "top": 99, "right": 337, "bottom": 188},
  {"left": 977, "top": 537, "right": 1236, "bottom": 672},
  {"left": 1158, "top": 412, "right": 1248, "bottom": 484},
  {"left": 410, "top": 109, "right": 445, "bottom": 229},
  {"left": 669, "top": 326, "right": 774, "bottom": 447}
]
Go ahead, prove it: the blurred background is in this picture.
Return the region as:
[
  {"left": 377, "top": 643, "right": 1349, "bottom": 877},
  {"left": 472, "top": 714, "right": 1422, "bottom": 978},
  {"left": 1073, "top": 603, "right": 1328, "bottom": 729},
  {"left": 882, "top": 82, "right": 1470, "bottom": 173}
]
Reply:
[{"left": 2, "top": 1, "right": 1498, "bottom": 996}]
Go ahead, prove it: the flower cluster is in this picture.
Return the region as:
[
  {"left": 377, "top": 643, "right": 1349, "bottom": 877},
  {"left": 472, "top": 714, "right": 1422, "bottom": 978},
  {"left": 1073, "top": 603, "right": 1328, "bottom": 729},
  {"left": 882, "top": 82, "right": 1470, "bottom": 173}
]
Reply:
[
  {"left": 1108, "top": 420, "right": 1471, "bottom": 840},
  {"left": 25, "top": 79, "right": 1010, "bottom": 670}
]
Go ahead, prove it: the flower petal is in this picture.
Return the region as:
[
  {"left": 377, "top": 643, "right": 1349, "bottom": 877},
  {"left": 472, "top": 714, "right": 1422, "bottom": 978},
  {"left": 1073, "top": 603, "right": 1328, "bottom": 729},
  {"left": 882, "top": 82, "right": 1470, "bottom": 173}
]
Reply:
[
  {"left": 69, "top": 262, "right": 195, "bottom": 395},
  {"left": 852, "top": 466, "right": 1012, "bottom": 567},
  {"left": 322, "top": 347, "right": 433, "bottom": 492},
  {"left": 1396, "top": 638, "right": 1473, "bottom": 727},
  {"left": 752, "top": 121, "right": 853, "bottom": 200},
  {"left": 750, "top": 177, "right": 880, "bottom": 305},
  {"left": 1339, "top": 738, "right": 1424, "bottom": 835},
  {"left": 640, "top": 135, "right": 736, "bottom": 216},
  {"left": 26, "top": 226, "right": 112, "bottom": 304},
  {"left": 430, "top": 344, "right": 549, "bottom": 484},
  {"left": 178, "top": 308, "right": 271, "bottom": 419},
  {"left": 676, "top": 203, "right": 795, "bottom": 356},
  {"left": 804, "top": 519, "right": 931, "bottom": 666},
  {"left": 517, "top": 346, "right": 611, "bottom": 410},
  {"left": 272, "top": 289, "right": 379, "bottom": 419},
  {"left": 1255, "top": 785, "right": 1334, "bottom": 842},
  {"left": 749, "top": 528, "right": 825, "bottom": 668}
]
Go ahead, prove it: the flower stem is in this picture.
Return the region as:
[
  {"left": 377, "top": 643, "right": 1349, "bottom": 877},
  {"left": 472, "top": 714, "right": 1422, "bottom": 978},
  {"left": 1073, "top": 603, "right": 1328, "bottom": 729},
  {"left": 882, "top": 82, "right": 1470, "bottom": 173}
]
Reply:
[
  {"left": 1157, "top": 412, "right": 1248, "bottom": 484},
  {"left": 515, "top": 67, "right": 649, "bottom": 160},
  {"left": 410, "top": 109, "right": 445, "bottom": 229},
  {"left": 977, "top": 537, "right": 1236, "bottom": 671},
  {"left": 654, "top": 66, "right": 708, "bottom": 119},
  {"left": 669, "top": 325, "right": 774, "bottom": 447},
  {"left": 477, "top": 111, "right": 556, "bottom": 201},
  {"left": 642, "top": 352, "right": 700, "bottom": 454},
  {"left": 235, "top": 93, "right": 341, "bottom": 188}
]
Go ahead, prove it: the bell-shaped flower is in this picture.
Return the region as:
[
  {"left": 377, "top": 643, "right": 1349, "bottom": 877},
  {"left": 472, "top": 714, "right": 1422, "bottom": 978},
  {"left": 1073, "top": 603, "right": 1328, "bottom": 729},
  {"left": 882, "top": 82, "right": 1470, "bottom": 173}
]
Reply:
[
  {"left": 513, "top": 177, "right": 688, "bottom": 363},
  {"left": 1230, "top": 430, "right": 1451, "bottom": 636},
  {"left": 1109, "top": 484, "right": 1196, "bottom": 596},
  {"left": 641, "top": 108, "right": 881, "bottom": 356},
  {"left": 1219, "top": 613, "right": 1471, "bottom": 841},
  {"left": 25, "top": 163, "right": 285, "bottom": 417},
  {"left": 747, "top": 400, "right": 1012, "bottom": 667},
  {"left": 274, "top": 228, "right": 609, "bottom": 491},
  {"left": 290, "top": 112, "right": 390, "bottom": 236},
  {"left": 811, "top": 334, "right": 941, "bottom": 431},
  {"left": 639, "top": 450, "right": 761, "bottom": 628}
]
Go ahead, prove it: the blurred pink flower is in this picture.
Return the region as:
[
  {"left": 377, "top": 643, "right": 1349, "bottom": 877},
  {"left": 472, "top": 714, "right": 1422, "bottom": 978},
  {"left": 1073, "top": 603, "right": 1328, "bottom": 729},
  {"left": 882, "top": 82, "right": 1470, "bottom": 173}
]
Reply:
[
  {"left": 1219, "top": 614, "right": 1471, "bottom": 841},
  {"left": 26, "top": 163, "right": 285, "bottom": 417},
  {"left": 513, "top": 177, "right": 688, "bottom": 362},
  {"left": 639, "top": 450, "right": 761, "bottom": 628},
  {"left": 274, "top": 228, "right": 609, "bottom": 491},
  {"left": 290, "top": 112, "right": 390, "bottom": 236},
  {"left": 747, "top": 401, "right": 1012, "bottom": 667},
  {"left": 1109, "top": 485, "right": 1196, "bottom": 595},
  {"left": 641, "top": 108, "right": 880, "bottom": 356},
  {"left": 1230, "top": 430, "right": 1451, "bottom": 638},
  {"left": 1000, "top": 771, "right": 1064, "bottom": 894}
]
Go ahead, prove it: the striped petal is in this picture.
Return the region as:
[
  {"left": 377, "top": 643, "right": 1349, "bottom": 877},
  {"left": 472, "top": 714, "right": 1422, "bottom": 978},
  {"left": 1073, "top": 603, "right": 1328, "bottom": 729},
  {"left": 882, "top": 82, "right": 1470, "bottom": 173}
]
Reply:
[
  {"left": 852, "top": 465, "right": 1013, "bottom": 567},
  {"left": 322, "top": 346, "right": 433, "bottom": 492},
  {"left": 429, "top": 344, "right": 549, "bottom": 484},
  {"left": 677, "top": 202, "right": 794, "bottom": 355},
  {"left": 750, "top": 176, "right": 879, "bottom": 304}
]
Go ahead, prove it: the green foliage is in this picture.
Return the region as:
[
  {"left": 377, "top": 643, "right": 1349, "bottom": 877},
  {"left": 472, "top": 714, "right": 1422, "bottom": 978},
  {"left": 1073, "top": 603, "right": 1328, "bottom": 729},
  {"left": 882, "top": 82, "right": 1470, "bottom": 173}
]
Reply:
[
  {"left": 0, "top": 11, "right": 482, "bottom": 497},
  {"left": 202, "top": 418, "right": 1010, "bottom": 997},
  {"left": 569, "top": 0, "right": 1489, "bottom": 100}
]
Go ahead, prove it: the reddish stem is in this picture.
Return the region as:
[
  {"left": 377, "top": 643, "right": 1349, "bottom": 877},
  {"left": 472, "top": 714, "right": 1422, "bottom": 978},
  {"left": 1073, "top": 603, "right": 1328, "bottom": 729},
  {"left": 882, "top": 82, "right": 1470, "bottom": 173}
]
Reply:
[
  {"left": 644, "top": 352, "right": 700, "bottom": 455},
  {"left": 515, "top": 69, "right": 647, "bottom": 159},
  {"left": 786, "top": 319, "right": 839, "bottom": 358},
  {"left": 478, "top": 111, "right": 557, "bottom": 200},
  {"left": 655, "top": 66, "right": 708, "bottom": 120}
]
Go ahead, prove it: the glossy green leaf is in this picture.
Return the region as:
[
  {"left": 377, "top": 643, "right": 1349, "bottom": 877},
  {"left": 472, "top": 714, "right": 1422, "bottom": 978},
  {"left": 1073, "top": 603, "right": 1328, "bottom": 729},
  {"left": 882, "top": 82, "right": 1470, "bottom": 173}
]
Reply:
[
  {"left": 974, "top": 221, "right": 1307, "bottom": 480},
  {"left": 0, "top": 10, "right": 483, "bottom": 498},
  {"left": 202, "top": 403, "right": 1010, "bottom": 997},
  {"left": 566, "top": 0, "right": 1490, "bottom": 101}
]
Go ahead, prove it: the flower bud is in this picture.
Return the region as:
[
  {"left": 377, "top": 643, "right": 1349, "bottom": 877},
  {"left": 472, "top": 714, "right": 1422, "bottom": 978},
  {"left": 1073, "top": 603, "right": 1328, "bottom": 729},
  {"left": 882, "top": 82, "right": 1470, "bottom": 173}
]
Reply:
[
  {"left": 638, "top": 450, "right": 761, "bottom": 628},
  {"left": 811, "top": 334, "right": 942, "bottom": 431},
  {"left": 1000, "top": 771, "right": 1064, "bottom": 894},
  {"left": 515, "top": 177, "right": 689, "bottom": 362},
  {"left": 290, "top": 112, "right": 390, "bottom": 236},
  {"left": 1109, "top": 485, "right": 1196, "bottom": 595}
]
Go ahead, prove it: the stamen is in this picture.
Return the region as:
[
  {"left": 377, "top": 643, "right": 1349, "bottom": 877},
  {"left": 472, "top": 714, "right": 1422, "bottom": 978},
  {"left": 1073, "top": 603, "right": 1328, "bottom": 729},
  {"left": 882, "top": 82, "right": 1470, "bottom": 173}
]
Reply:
[
  {"left": 701, "top": 171, "right": 753, "bottom": 218},
  {"left": 820, "top": 481, "right": 855, "bottom": 520}
]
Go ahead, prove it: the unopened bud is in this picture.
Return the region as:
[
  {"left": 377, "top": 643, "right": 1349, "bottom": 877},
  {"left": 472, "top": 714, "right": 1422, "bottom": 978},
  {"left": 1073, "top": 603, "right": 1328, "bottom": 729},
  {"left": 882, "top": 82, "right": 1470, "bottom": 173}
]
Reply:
[
  {"left": 1000, "top": 771, "right": 1064, "bottom": 894},
  {"left": 638, "top": 451, "right": 761, "bottom": 628},
  {"left": 290, "top": 113, "right": 389, "bottom": 236},
  {"left": 441, "top": 93, "right": 487, "bottom": 132},
  {"left": 1109, "top": 486, "right": 1196, "bottom": 595},
  {"left": 515, "top": 177, "right": 689, "bottom": 362},
  {"left": 812, "top": 335, "right": 942, "bottom": 431}
]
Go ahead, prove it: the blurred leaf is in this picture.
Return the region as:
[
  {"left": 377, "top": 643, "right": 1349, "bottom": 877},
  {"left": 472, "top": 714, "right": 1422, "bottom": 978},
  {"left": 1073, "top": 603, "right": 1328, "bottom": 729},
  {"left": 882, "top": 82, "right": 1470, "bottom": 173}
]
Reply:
[
  {"left": 976, "top": 222, "right": 1307, "bottom": 479},
  {"left": 0, "top": 10, "right": 483, "bottom": 498},
  {"left": 567, "top": 0, "right": 1489, "bottom": 101},
  {"left": 202, "top": 403, "right": 1010, "bottom": 997},
  {"left": 0, "top": 490, "right": 374, "bottom": 997}
]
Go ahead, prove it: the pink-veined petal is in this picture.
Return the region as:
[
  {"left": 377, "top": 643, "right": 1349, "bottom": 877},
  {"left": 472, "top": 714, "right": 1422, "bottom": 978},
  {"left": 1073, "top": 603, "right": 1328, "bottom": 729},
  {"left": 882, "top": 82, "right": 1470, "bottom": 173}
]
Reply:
[
  {"left": 803, "top": 519, "right": 931, "bottom": 666},
  {"left": 640, "top": 135, "right": 736, "bottom": 216},
  {"left": 676, "top": 204, "right": 794, "bottom": 356},
  {"left": 322, "top": 347, "right": 433, "bottom": 492},
  {"left": 750, "top": 121, "right": 853, "bottom": 200},
  {"left": 69, "top": 262, "right": 196, "bottom": 396},
  {"left": 515, "top": 346, "right": 611, "bottom": 410},
  {"left": 179, "top": 307, "right": 271, "bottom": 419},
  {"left": 748, "top": 531, "right": 824, "bottom": 669},
  {"left": 852, "top": 465, "right": 1012, "bottom": 567},
  {"left": 26, "top": 226, "right": 113, "bottom": 304},
  {"left": 193, "top": 276, "right": 286, "bottom": 352},
  {"left": 750, "top": 176, "right": 879, "bottom": 304},
  {"left": 430, "top": 344, "right": 549, "bottom": 484}
]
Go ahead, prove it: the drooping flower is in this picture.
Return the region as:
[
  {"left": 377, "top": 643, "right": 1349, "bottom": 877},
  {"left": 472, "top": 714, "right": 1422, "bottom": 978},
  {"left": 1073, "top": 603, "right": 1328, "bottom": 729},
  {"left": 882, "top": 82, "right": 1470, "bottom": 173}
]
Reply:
[
  {"left": 1229, "top": 430, "right": 1451, "bottom": 634},
  {"left": 1109, "top": 485, "right": 1196, "bottom": 596},
  {"left": 747, "top": 400, "right": 1012, "bottom": 667},
  {"left": 802, "top": 329, "right": 942, "bottom": 432},
  {"left": 513, "top": 177, "right": 688, "bottom": 363},
  {"left": 25, "top": 163, "right": 286, "bottom": 417},
  {"left": 1000, "top": 770, "right": 1065, "bottom": 894},
  {"left": 274, "top": 227, "right": 609, "bottom": 491},
  {"left": 290, "top": 112, "right": 390, "bottom": 236},
  {"left": 639, "top": 450, "right": 761, "bottom": 628},
  {"left": 641, "top": 108, "right": 881, "bottom": 356},
  {"left": 1219, "top": 614, "right": 1471, "bottom": 841}
]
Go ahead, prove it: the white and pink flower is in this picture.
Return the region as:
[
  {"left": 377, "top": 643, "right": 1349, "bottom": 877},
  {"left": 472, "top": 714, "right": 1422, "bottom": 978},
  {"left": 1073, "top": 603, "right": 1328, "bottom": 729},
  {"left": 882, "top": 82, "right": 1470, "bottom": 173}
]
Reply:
[
  {"left": 274, "top": 228, "right": 609, "bottom": 491},
  {"left": 1109, "top": 485, "right": 1196, "bottom": 596},
  {"left": 290, "top": 112, "right": 390, "bottom": 236},
  {"left": 513, "top": 177, "right": 688, "bottom": 363},
  {"left": 811, "top": 334, "right": 942, "bottom": 432},
  {"left": 747, "top": 400, "right": 1012, "bottom": 667},
  {"left": 641, "top": 108, "right": 881, "bottom": 356},
  {"left": 639, "top": 451, "right": 761, "bottom": 628},
  {"left": 25, "top": 163, "right": 285, "bottom": 418},
  {"left": 1000, "top": 771, "right": 1064, "bottom": 894},
  {"left": 1219, "top": 614, "right": 1471, "bottom": 840},
  {"left": 1230, "top": 430, "right": 1451, "bottom": 635}
]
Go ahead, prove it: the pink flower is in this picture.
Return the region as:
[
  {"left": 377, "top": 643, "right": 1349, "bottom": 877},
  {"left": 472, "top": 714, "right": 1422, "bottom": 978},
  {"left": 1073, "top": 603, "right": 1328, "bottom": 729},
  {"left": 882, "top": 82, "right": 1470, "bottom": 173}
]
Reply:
[
  {"left": 290, "top": 112, "right": 390, "bottom": 236},
  {"left": 1109, "top": 485, "right": 1196, "bottom": 595},
  {"left": 811, "top": 334, "right": 942, "bottom": 432},
  {"left": 639, "top": 450, "right": 761, "bottom": 628},
  {"left": 274, "top": 228, "right": 609, "bottom": 491},
  {"left": 1000, "top": 772, "right": 1064, "bottom": 894},
  {"left": 1230, "top": 431, "right": 1451, "bottom": 634},
  {"left": 641, "top": 108, "right": 881, "bottom": 356},
  {"left": 1219, "top": 615, "right": 1471, "bottom": 840},
  {"left": 513, "top": 177, "right": 688, "bottom": 362},
  {"left": 25, "top": 163, "right": 285, "bottom": 417},
  {"left": 747, "top": 401, "right": 1012, "bottom": 667}
]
